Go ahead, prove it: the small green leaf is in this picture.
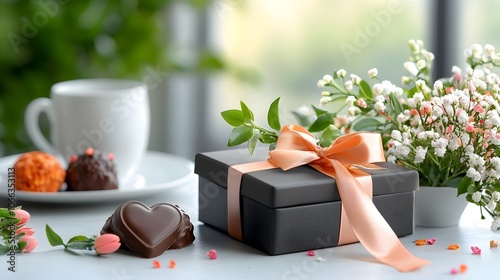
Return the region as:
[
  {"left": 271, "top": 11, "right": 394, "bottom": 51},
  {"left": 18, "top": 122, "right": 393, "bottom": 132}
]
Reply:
[
  {"left": 388, "top": 93, "right": 403, "bottom": 116},
  {"left": 1, "top": 217, "right": 17, "bottom": 228},
  {"left": 17, "top": 241, "right": 27, "bottom": 252},
  {"left": 0, "top": 245, "right": 10, "bottom": 255},
  {"left": 66, "top": 242, "right": 94, "bottom": 251},
  {"left": 68, "top": 235, "right": 91, "bottom": 244},
  {"left": 0, "top": 209, "right": 15, "bottom": 218},
  {"left": 308, "top": 113, "right": 335, "bottom": 132},
  {"left": 359, "top": 80, "right": 373, "bottom": 99},
  {"left": 457, "top": 177, "right": 472, "bottom": 196},
  {"left": 352, "top": 117, "right": 384, "bottom": 132},
  {"left": 240, "top": 101, "right": 254, "bottom": 122},
  {"left": 247, "top": 130, "right": 260, "bottom": 155},
  {"left": 221, "top": 109, "right": 244, "bottom": 127},
  {"left": 260, "top": 133, "right": 277, "bottom": 144},
  {"left": 45, "top": 224, "right": 65, "bottom": 247},
  {"left": 319, "top": 125, "right": 342, "bottom": 147},
  {"left": 267, "top": 97, "right": 281, "bottom": 131},
  {"left": 228, "top": 124, "right": 254, "bottom": 147},
  {"left": 311, "top": 105, "right": 329, "bottom": 116}
]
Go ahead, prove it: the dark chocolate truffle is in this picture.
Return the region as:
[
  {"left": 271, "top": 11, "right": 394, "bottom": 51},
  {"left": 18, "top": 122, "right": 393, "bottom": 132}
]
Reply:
[
  {"left": 65, "top": 148, "right": 118, "bottom": 191},
  {"left": 14, "top": 151, "right": 66, "bottom": 192},
  {"left": 101, "top": 201, "right": 195, "bottom": 258}
]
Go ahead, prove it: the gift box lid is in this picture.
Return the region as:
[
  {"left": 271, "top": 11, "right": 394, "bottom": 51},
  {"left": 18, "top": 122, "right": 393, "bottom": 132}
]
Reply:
[{"left": 195, "top": 148, "right": 419, "bottom": 209}]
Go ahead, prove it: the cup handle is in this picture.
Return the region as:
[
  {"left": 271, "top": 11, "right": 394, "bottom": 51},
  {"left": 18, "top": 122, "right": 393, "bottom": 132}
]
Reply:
[{"left": 24, "top": 98, "right": 58, "bottom": 155}]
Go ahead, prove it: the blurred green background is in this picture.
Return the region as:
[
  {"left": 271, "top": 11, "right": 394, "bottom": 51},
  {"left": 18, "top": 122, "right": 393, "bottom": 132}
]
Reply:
[
  {"left": 1, "top": 0, "right": 499, "bottom": 159},
  {"left": 0, "top": 0, "right": 225, "bottom": 156}
]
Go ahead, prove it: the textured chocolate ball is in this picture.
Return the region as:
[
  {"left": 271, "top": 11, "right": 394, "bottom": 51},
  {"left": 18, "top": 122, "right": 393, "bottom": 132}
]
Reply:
[
  {"left": 65, "top": 148, "right": 118, "bottom": 191},
  {"left": 14, "top": 151, "right": 66, "bottom": 192}
]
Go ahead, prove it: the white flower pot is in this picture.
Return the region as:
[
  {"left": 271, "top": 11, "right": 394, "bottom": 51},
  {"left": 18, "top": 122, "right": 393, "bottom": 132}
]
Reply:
[{"left": 414, "top": 186, "right": 469, "bottom": 227}]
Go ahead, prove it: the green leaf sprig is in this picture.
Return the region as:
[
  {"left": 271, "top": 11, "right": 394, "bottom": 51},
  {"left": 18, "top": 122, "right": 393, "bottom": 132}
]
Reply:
[
  {"left": 221, "top": 98, "right": 281, "bottom": 154},
  {"left": 221, "top": 97, "right": 345, "bottom": 154},
  {"left": 45, "top": 224, "right": 96, "bottom": 253}
]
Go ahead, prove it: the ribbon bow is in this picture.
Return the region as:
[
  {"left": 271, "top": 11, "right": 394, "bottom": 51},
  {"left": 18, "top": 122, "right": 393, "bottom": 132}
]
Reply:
[
  {"left": 227, "top": 125, "right": 429, "bottom": 272},
  {"left": 268, "top": 125, "right": 429, "bottom": 272}
]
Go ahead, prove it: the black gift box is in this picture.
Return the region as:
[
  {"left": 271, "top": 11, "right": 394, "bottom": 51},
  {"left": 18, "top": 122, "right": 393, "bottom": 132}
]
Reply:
[{"left": 195, "top": 148, "right": 418, "bottom": 255}]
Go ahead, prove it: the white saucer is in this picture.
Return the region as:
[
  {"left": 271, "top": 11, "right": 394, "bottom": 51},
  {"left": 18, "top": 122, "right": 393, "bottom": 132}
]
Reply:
[{"left": 0, "top": 151, "right": 196, "bottom": 203}]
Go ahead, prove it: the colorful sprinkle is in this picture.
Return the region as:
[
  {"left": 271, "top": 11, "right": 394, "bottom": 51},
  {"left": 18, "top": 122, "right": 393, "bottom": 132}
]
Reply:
[
  {"left": 415, "top": 239, "right": 427, "bottom": 246},
  {"left": 450, "top": 267, "right": 458, "bottom": 275},
  {"left": 153, "top": 260, "right": 161, "bottom": 268},
  {"left": 207, "top": 249, "right": 217, "bottom": 260},
  {"left": 426, "top": 238, "right": 436, "bottom": 245},
  {"left": 490, "top": 240, "right": 498, "bottom": 248},
  {"left": 306, "top": 250, "right": 315, "bottom": 256},
  {"left": 108, "top": 153, "right": 115, "bottom": 161},
  {"left": 70, "top": 155, "right": 77, "bottom": 163},
  {"left": 85, "top": 147, "right": 94, "bottom": 156},
  {"left": 169, "top": 259, "right": 176, "bottom": 269},
  {"left": 459, "top": 264, "right": 468, "bottom": 273},
  {"left": 471, "top": 246, "right": 481, "bottom": 255},
  {"left": 448, "top": 244, "right": 460, "bottom": 250}
]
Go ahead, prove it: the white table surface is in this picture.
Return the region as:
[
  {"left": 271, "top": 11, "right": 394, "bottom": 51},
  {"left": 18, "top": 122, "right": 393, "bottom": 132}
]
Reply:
[{"left": 1, "top": 177, "right": 499, "bottom": 280}]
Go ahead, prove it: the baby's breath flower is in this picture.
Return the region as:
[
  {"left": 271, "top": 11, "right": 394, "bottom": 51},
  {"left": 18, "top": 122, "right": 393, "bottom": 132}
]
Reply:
[
  {"left": 485, "top": 44, "right": 495, "bottom": 56},
  {"left": 467, "top": 168, "right": 482, "bottom": 182},
  {"left": 323, "top": 75, "right": 334, "bottom": 83},
  {"left": 319, "top": 96, "right": 332, "bottom": 106},
  {"left": 374, "top": 101, "right": 386, "bottom": 112},
  {"left": 472, "top": 191, "right": 482, "bottom": 202},
  {"left": 391, "top": 130, "right": 402, "bottom": 141},
  {"left": 404, "top": 61, "right": 419, "bottom": 76},
  {"left": 451, "top": 65, "right": 462, "bottom": 74},
  {"left": 421, "top": 50, "right": 435, "bottom": 62},
  {"left": 433, "top": 80, "right": 443, "bottom": 90},
  {"left": 317, "top": 79, "right": 326, "bottom": 87},
  {"left": 350, "top": 74, "right": 361, "bottom": 85},
  {"left": 348, "top": 106, "right": 357, "bottom": 116},
  {"left": 368, "top": 68, "right": 378, "bottom": 78},
  {"left": 345, "top": 96, "right": 356, "bottom": 105},
  {"left": 471, "top": 44, "right": 483, "bottom": 57},
  {"left": 344, "top": 80, "right": 354, "bottom": 91},
  {"left": 321, "top": 91, "right": 331, "bottom": 96},
  {"left": 336, "top": 69, "right": 346, "bottom": 78},
  {"left": 416, "top": 59, "right": 426, "bottom": 70}
]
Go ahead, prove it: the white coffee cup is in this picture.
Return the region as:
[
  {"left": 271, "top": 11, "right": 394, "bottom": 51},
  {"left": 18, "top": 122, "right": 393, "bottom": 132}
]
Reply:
[{"left": 24, "top": 79, "right": 150, "bottom": 186}]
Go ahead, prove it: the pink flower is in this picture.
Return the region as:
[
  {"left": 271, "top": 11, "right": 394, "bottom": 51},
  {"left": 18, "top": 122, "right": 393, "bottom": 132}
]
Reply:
[
  {"left": 466, "top": 123, "right": 475, "bottom": 133},
  {"left": 16, "top": 227, "right": 35, "bottom": 236},
  {"left": 446, "top": 125, "right": 453, "bottom": 134},
  {"left": 15, "top": 209, "right": 30, "bottom": 227},
  {"left": 473, "top": 104, "right": 485, "bottom": 113},
  {"left": 19, "top": 235, "right": 38, "bottom": 253},
  {"left": 471, "top": 246, "right": 481, "bottom": 255},
  {"left": 94, "top": 234, "right": 121, "bottom": 255},
  {"left": 357, "top": 98, "right": 367, "bottom": 108}
]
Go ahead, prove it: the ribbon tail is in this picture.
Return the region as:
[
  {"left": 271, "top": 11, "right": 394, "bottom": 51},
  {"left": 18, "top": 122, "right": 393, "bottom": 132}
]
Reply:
[{"left": 330, "top": 159, "right": 430, "bottom": 272}]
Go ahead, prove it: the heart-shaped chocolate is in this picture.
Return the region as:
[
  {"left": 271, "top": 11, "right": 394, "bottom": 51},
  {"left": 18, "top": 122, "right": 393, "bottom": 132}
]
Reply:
[{"left": 101, "top": 201, "right": 194, "bottom": 258}]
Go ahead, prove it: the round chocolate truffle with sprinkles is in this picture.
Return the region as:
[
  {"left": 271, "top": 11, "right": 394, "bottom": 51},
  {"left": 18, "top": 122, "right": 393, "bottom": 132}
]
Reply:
[{"left": 65, "top": 148, "right": 118, "bottom": 191}]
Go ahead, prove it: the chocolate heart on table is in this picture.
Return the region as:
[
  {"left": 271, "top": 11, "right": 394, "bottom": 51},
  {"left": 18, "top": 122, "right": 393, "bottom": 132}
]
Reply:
[{"left": 101, "top": 201, "right": 195, "bottom": 258}]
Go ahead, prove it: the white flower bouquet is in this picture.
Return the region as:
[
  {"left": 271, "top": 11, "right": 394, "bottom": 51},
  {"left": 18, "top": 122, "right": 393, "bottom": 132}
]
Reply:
[{"left": 317, "top": 40, "right": 500, "bottom": 231}]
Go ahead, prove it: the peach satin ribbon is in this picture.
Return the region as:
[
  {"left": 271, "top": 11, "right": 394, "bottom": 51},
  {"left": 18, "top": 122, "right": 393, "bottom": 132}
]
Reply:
[{"left": 227, "top": 125, "right": 429, "bottom": 272}]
